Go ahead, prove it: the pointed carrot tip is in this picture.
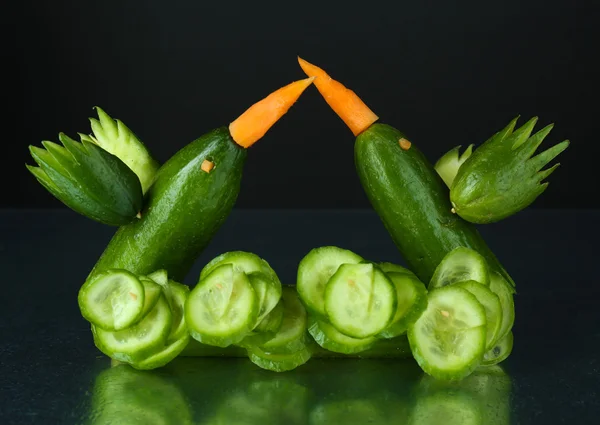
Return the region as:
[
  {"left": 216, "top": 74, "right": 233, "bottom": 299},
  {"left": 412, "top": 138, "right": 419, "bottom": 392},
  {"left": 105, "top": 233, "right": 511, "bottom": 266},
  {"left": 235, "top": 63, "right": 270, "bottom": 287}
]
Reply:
[{"left": 229, "top": 77, "right": 314, "bottom": 148}]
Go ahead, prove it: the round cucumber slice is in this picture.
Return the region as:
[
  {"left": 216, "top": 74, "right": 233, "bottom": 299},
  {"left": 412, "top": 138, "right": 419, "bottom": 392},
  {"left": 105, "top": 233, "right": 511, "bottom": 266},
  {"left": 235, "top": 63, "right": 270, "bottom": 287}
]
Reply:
[
  {"left": 93, "top": 295, "right": 172, "bottom": 363},
  {"left": 297, "top": 246, "right": 364, "bottom": 317},
  {"left": 488, "top": 272, "right": 515, "bottom": 342},
  {"left": 257, "top": 286, "right": 307, "bottom": 354},
  {"left": 200, "top": 251, "right": 281, "bottom": 287},
  {"left": 483, "top": 331, "right": 513, "bottom": 366},
  {"left": 408, "top": 285, "right": 487, "bottom": 380},
  {"left": 429, "top": 247, "right": 490, "bottom": 289},
  {"left": 325, "top": 263, "right": 396, "bottom": 338},
  {"left": 308, "top": 316, "right": 376, "bottom": 354},
  {"left": 132, "top": 335, "right": 191, "bottom": 370},
  {"left": 255, "top": 298, "right": 284, "bottom": 333},
  {"left": 78, "top": 269, "right": 144, "bottom": 331},
  {"left": 186, "top": 263, "right": 258, "bottom": 347},
  {"left": 455, "top": 280, "right": 502, "bottom": 350},
  {"left": 137, "top": 277, "right": 162, "bottom": 321},
  {"left": 247, "top": 271, "right": 282, "bottom": 328},
  {"left": 247, "top": 345, "right": 312, "bottom": 372},
  {"left": 378, "top": 272, "right": 428, "bottom": 339},
  {"left": 166, "top": 280, "right": 189, "bottom": 342},
  {"left": 379, "top": 262, "right": 416, "bottom": 276}
]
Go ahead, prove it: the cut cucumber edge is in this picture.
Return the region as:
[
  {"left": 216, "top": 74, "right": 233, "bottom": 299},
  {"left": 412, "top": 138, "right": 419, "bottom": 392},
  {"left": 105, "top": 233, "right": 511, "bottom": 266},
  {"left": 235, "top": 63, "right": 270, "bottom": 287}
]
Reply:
[
  {"left": 247, "top": 345, "right": 312, "bottom": 372},
  {"left": 429, "top": 247, "right": 490, "bottom": 290},
  {"left": 308, "top": 316, "right": 376, "bottom": 354},
  {"left": 378, "top": 273, "right": 428, "bottom": 339}
]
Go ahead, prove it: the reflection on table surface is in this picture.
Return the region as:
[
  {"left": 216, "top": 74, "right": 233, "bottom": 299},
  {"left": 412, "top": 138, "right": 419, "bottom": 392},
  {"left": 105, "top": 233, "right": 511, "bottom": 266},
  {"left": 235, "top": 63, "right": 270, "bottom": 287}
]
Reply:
[{"left": 85, "top": 358, "right": 511, "bottom": 425}]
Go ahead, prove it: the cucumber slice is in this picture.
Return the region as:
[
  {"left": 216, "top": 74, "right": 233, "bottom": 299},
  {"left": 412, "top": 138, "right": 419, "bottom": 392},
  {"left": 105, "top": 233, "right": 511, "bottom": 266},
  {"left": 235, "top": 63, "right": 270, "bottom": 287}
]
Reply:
[
  {"left": 257, "top": 286, "right": 307, "bottom": 354},
  {"left": 186, "top": 264, "right": 258, "bottom": 347},
  {"left": 297, "top": 246, "right": 364, "bottom": 317},
  {"left": 455, "top": 280, "right": 502, "bottom": 350},
  {"left": 247, "top": 344, "right": 312, "bottom": 372},
  {"left": 378, "top": 272, "right": 428, "bottom": 339},
  {"left": 308, "top": 316, "right": 376, "bottom": 354},
  {"left": 429, "top": 247, "right": 490, "bottom": 289},
  {"left": 166, "top": 280, "right": 190, "bottom": 342},
  {"left": 146, "top": 269, "right": 168, "bottom": 286},
  {"left": 138, "top": 277, "right": 162, "bottom": 321},
  {"left": 93, "top": 295, "right": 172, "bottom": 363},
  {"left": 255, "top": 298, "right": 284, "bottom": 333},
  {"left": 200, "top": 251, "right": 281, "bottom": 286},
  {"left": 78, "top": 269, "right": 144, "bottom": 331},
  {"left": 488, "top": 272, "right": 515, "bottom": 342},
  {"left": 324, "top": 263, "right": 396, "bottom": 338},
  {"left": 379, "top": 262, "right": 416, "bottom": 276},
  {"left": 132, "top": 335, "right": 191, "bottom": 370},
  {"left": 434, "top": 144, "right": 474, "bottom": 188},
  {"left": 483, "top": 331, "right": 513, "bottom": 366},
  {"left": 408, "top": 286, "right": 487, "bottom": 380},
  {"left": 247, "top": 271, "right": 282, "bottom": 328}
]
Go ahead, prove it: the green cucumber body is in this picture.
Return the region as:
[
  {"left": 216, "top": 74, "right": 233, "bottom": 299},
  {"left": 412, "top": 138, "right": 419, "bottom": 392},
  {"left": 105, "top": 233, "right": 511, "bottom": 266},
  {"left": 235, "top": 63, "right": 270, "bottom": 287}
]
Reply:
[
  {"left": 355, "top": 123, "right": 514, "bottom": 287},
  {"left": 88, "top": 127, "right": 246, "bottom": 282}
]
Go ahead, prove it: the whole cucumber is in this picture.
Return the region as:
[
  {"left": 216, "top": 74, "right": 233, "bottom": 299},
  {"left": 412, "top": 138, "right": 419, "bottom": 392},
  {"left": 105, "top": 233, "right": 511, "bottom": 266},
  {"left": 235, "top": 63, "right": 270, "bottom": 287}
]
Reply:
[
  {"left": 88, "top": 127, "right": 246, "bottom": 282},
  {"left": 355, "top": 123, "right": 514, "bottom": 287}
]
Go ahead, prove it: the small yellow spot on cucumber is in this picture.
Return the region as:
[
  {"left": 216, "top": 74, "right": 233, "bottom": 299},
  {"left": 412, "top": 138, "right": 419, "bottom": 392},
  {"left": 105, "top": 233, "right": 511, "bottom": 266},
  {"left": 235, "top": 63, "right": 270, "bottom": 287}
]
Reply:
[
  {"left": 399, "top": 138, "right": 412, "bottom": 150},
  {"left": 129, "top": 292, "right": 138, "bottom": 300},
  {"left": 201, "top": 160, "right": 214, "bottom": 173},
  {"left": 440, "top": 310, "right": 450, "bottom": 317},
  {"left": 136, "top": 211, "right": 142, "bottom": 219},
  {"left": 451, "top": 207, "right": 456, "bottom": 214},
  {"left": 216, "top": 283, "right": 223, "bottom": 290}
]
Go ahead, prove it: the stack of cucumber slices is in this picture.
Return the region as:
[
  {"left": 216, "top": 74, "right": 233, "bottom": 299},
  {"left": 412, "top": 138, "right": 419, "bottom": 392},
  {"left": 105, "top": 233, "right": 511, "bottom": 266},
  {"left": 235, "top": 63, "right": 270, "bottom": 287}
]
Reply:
[
  {"left": 78, "top": 268, "right": 190, "bottom": 370},
  {"left": 78, "top": 247, "right": 515, "bottom": 379}
]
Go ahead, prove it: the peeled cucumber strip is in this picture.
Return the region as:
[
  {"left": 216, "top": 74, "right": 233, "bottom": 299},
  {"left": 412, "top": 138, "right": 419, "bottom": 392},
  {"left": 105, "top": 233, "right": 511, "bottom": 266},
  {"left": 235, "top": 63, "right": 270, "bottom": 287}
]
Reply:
[
  {"left": 297, "top": 246, "right": 364, "bottom": 317},
  {"left": 200, "top": 251, "right": 281, "bottom": 287},
  {"left": 132, "top": 335, "right": 191, "bottom": 370},
  {"left": 429, "top": 247, "right": 490, "bottom": 289},
  {"left": 137, "top": 277, "right": 162, "bottom": 321},
  {"left": 324, "top": 263, "right": 396, "bottom": 338},
  {"left": 455, "top": 280, "right": 502, "bottom": 350},
  {"left": 483, "top": 331, "right": 513, "bottom": 366},
  {"left": 434, "top": 144, "right": 474, "bottom": 188},
  {"left": 488, "top": 272, "right": 515, "bottom": 342},
  {"left": 378, "top": 272, "right": 428, "bottom": 339},
  {"left": 186, "top": 264, "right": 258, "bottom": 347},
  {"left": 308, "top": 316, "right": 376, "bottom": 354},
  {"left": 408, "top": 286, "right": 487, "bottom": 380},
  {"left": 93, "top": 295, "right": 172, "bottom": 363},
  {"left": 247, "top": 271, "right": 282, "bottom": 328},
  {"left": 247, "top": 344, "right": 312, "bottom": 372},
  {"left": 256, "top": 286, "right": 307, "bottom": 354},
  {"left": 78, "top": 269, "right": 144, "bottom": 331},
  {"left": 166, "top": 281, "right": 190, "bottom": 342},
  {"left": 379, "top": 262, "right": 416, "bottom": 276}
]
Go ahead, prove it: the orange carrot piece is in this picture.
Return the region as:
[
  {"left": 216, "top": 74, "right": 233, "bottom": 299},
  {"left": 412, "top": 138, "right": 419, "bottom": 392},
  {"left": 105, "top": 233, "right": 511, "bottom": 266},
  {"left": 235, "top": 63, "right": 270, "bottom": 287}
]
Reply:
[
  {"left": 229, "top": 77, "right": 314, "bottom": 148},
  {"left": 298, "top": 57, "right": 379, "bottom": 136}
]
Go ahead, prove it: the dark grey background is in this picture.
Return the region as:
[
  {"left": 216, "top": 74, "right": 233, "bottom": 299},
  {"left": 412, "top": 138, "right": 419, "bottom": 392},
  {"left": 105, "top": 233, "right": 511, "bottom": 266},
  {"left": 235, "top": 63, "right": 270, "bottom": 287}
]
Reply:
[{"left": 6, "top": 0, "right": 598, "bottom": 209}]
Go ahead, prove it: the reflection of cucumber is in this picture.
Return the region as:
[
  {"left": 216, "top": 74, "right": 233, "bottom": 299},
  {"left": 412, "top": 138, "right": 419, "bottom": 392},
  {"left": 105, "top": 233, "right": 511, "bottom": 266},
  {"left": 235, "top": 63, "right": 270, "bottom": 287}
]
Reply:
[
  {"left": 89, "top": 364, "right": 192, "bottom": 425},
  {"left": 310, "top": 399, "right": 387, "bottom": 425},
  {"left": 409, "top": 391, "right": 483, "bottom": 425}
]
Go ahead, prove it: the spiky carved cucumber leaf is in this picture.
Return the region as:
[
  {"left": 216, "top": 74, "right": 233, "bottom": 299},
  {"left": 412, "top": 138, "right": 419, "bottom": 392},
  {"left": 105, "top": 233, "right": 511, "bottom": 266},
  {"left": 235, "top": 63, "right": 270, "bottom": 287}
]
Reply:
[
  {"left": 79, "top": 107, "right": 159, "bottom": 193},
  {"left": 450, "top": 116, "right": 569, "bottom": 224},
  {"left": 27, "top": 133, "right": 143, "bottom": 226},
  {"left": 435, "top": 144, "right": 474, "bottom": 188}
]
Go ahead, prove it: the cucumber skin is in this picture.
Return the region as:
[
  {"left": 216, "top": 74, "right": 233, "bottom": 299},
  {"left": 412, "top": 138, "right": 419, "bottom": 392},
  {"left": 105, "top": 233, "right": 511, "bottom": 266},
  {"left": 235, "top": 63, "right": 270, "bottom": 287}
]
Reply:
[
  {"left": 88, "top": 127, "right": 246, "bottom": 282},
  {"left": 355, "top": 123, "right": 514, "bottom": 287}
]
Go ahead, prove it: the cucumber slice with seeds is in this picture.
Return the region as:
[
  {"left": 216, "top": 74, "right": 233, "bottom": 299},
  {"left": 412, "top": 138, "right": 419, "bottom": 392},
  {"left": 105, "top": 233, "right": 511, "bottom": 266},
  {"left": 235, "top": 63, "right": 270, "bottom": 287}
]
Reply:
[
  {"left": 166, "top": 280, "right": 189, "bottom": 342},
  {"left": 488, "top": 272, "right": 515, "bottom": 342},
  {"left": 247, "top": 271, "right": 282, "bottom": 328},
  {"left": 247, "top": 344, "right": 312, "bottom": 372},
  {"left": 455, "top": 280, "right": 502, "bottom": 350},
  {"left": 257, "top": 286, "right": 307, "bottom": 354},
  {"left": 93, "top": 295, "right": 172, "bottom": 363},
  {"left": 325, "top": 263, "right": 396, "bottom": 338},
  {"left": 137, "top": 277, "right": 162, "bottom": 321},
  {"left": 429, "top": 247, "right": 490, "bottom": 289},
  {"left": 308, "top": 316, "right": 376, "bottom": 354},
  {"left": 297, "top": 246, "right": 364, "bottom": 317},
  {"left": 408, "top": 285, "right": 487, "bottom": 380},
  {"left": 379, "top": 262, "right": 416, "bottom": 276},
  {"left": 186, "top": 263, "right": 258, "bottom": 347},
  {"left": 200, "top": 251, "right": 281, "bottom": 287},
  {"left": 378, "top": 272, "right": 428, "bottom": 339},
  {"left": 78, "top": 269, "right": 144, "bottom": 331},
  {"left": 483, "top": 331, "right": 513, "bottom": 366}
]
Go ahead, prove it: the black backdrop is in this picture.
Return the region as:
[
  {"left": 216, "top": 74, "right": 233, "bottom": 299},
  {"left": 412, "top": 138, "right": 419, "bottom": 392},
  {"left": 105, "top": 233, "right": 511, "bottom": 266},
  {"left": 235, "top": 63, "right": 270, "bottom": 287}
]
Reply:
[{"left": 6, "top": 0, "right": 598, "bottom": 209}]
